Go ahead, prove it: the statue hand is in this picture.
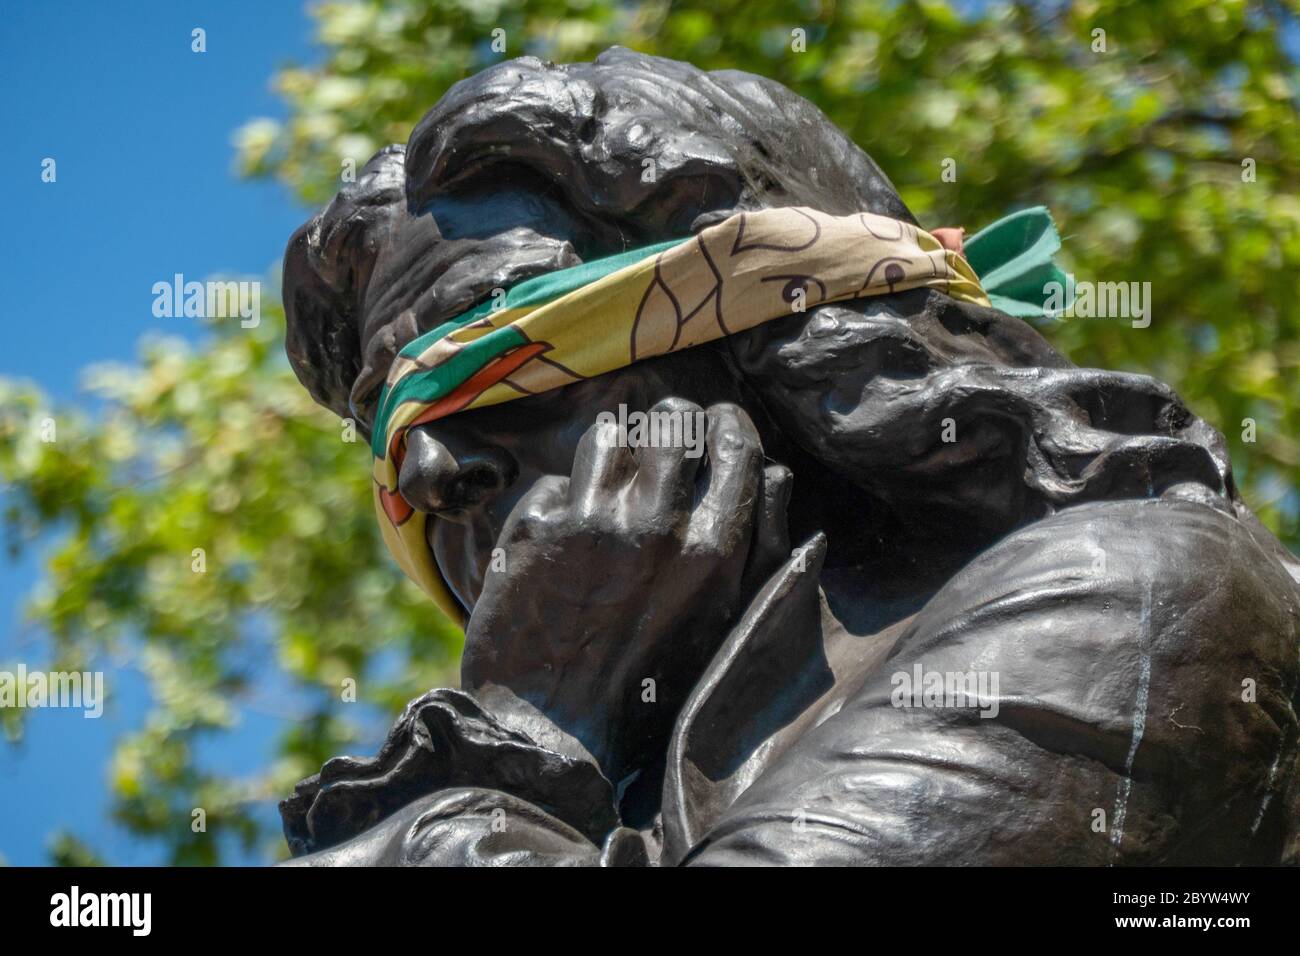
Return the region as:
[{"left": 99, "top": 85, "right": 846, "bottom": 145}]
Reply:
[{"left": 461, "top": 399, "right": 790, "bottom": 781}]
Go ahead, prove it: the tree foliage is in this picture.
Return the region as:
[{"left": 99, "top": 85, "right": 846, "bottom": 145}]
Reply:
[
  {"left": 3, "top": 0, "right": 1297, "bottom": 864},
  {"left": 1, "top": 308, "right": 460, "bottom": 864}
]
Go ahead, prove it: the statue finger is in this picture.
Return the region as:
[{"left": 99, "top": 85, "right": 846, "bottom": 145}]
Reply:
[
  {"left": 632, "top": 397, "right": 707, "bottom": 521},
  {"left": 740, "top": 463, "right": 794, "bottom": 596},
  {"left": 569, "top": 418, "right": 636, "bottom": 518},
  {"left": 497, "top": 473, "right": 570, "bottom": 546},
  {"left": 687, "top": 403, "right": 763, "bottom": 554}
]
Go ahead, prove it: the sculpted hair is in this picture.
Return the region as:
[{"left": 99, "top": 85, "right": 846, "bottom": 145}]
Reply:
[
  {"left": 402, "top": 46, "right": 913, "bottom": 237},
  {"left": 283, "top": 145, "right": 407, "bottom": 425},
  {"left": 282, "top": 48, "right": 1276, "bottom": 571},
  {"left": 282, "top": 47, "right": 913, "bottom": 428}
]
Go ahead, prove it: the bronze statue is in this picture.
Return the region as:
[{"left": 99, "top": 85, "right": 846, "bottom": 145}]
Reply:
[{"left": 278, "top": 49, "right": 1300, "bottom": 866}]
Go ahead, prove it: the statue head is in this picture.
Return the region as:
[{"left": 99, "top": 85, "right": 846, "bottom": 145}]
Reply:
[{"left": 283, "top": 47, "right": 1230, "bottom": 621}]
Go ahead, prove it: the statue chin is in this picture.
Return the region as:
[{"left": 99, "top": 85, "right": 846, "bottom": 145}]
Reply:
[{"left": 279, "top": 48, "right": 1300, "bottom": 866}]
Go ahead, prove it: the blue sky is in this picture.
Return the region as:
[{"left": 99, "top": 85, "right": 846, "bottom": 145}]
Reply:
[{"left": 0, "top": 1, "right": 316, "bottom": 866}]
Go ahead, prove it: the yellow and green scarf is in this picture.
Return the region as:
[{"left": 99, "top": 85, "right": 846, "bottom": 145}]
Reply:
[{"left": 371, "top": 205, "right": 1069, "bottom": 620}]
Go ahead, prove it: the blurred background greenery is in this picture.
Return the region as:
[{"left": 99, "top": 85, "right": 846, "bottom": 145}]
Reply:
[{"left": 2, "top": 0, "right": 1297, "bottom": 864}]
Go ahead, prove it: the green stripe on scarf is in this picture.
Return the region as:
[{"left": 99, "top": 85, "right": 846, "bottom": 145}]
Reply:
[
  {"left": 370, "top": 207, "right": 1069, "bottom": 455},
  {"left": 963, "top": 206, "right": 1073, "bottom": 319},
  {"left": 371, "top": 237, "right": 685, "bottom": 456}
]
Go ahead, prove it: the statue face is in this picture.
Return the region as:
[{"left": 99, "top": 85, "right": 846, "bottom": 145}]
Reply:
[
  {"left": 284, "top": 48, "right": 1231, "bottom": 626},
  {"left": 400, "top": 345, "right": 751, "bottom": 614},
  {"left": 278, "top": 51, "right": 938, "bottom": 620}
]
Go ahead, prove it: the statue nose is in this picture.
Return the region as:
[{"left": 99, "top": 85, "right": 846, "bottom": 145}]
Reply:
[{"left": 398, "top": 426, "right": 515, "bottom": 515}]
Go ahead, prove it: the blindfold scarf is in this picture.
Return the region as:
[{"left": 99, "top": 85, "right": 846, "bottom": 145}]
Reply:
[{"left": 369, "top": 205, "right": 1070, "bottom": 621}]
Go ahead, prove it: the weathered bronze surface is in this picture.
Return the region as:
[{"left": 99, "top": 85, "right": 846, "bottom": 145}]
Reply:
[{"left": 279, "top": 49, "right": 1300, "bottom": 866}]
